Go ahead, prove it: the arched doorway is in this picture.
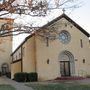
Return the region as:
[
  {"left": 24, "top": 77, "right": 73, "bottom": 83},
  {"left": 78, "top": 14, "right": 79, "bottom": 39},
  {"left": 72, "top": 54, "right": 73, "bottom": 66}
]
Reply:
[
  {"left": 59, "top": 50, "right": 75, "bottom": 77},
  {"left": 1, "top": 63, "right": 9, "bottom": 75}
]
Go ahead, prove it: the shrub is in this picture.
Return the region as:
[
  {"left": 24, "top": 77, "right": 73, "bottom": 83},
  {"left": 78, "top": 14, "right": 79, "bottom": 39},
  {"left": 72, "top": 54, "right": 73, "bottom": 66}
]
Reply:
[
  {"left": 14, "top": 72, "right": 28, "bottom": 82},
  {"left": 28, "top": 72, "right": 38, "bottom": 82},
  {"left": 14, "top": 72, "right": 38, "bottom": 82}
]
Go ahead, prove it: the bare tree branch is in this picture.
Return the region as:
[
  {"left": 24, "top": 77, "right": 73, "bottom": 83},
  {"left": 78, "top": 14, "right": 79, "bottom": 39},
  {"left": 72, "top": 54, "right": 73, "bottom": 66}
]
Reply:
[
  {"left": 0, "top": 12, "right": 9, "bottom": 16},
  {"left": 0, "top": 0, "right": 81, "bottom": 16},
  {"left": 0, "top": 0, "right": 82, "bottom": 37},
  {"left": 0, "top": 22, "right": 40, "bottom": 37}
]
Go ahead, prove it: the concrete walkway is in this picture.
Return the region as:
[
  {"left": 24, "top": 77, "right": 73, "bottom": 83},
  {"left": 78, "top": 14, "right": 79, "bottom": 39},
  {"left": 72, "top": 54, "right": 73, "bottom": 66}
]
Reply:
[
  {"left": 1, "top": 76, "right": 90, "bottom": 90},
  {"left": 0, "top": 76, "right": 34, "bottom": 90}
]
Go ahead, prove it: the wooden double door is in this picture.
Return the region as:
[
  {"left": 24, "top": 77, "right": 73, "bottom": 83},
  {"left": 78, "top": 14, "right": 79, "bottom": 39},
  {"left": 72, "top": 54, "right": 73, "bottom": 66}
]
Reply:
[{"left": 60, "top": 61, "right": 70, "bottom": 76}]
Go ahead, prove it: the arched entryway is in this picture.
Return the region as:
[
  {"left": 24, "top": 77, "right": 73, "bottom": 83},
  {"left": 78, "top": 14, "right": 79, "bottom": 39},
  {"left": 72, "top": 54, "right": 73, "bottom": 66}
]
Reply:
[
  {"left": 1, "top": 63, "right": 9, "bottom": 75},
  {"left": 59, "top": 50, "right": 75, "bottom": 77}
]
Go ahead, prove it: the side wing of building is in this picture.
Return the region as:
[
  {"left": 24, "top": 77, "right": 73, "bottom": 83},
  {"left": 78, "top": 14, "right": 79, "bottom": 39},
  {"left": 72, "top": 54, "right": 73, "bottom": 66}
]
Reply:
[{"left": 11, "top": 34, "right": 36, "bottom": 79}]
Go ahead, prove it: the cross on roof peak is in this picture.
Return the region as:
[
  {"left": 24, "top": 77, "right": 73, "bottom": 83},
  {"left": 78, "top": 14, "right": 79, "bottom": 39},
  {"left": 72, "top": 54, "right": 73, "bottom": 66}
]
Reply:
[{"left": 62, "top": 8, "right": 66, "bottom": 13}]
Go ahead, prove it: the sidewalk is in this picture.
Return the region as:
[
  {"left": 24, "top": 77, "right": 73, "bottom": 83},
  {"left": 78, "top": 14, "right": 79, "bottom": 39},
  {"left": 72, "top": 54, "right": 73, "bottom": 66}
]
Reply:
[
  {"left": 77, "top": 78, "right": 90, "bottom": 85},
  {"left": 0, "top": 76, "right": 34, "bottom": 90}
]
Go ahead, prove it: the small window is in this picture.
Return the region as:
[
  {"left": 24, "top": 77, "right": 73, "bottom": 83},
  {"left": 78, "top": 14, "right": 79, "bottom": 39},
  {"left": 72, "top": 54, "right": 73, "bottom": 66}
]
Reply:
[
  {"left": 12, "top": 56, "right": 14, "bottom": 61},
  {"left": 16, "top": 55, "right": 17, "bottom": 60},
  {"left": 83, "top": 59, "right": 85, "bottom": 63},
  {"left": 46, "top": 37, "right": 49, "bottom": 47},
  {"left": 22, "top": 47, "right": 25, "bottom": 56},
  {"left": 65, "top": 24, "right": 67, "bottom": 27},
  {"left": 47, "top": 59, "right": 50, "bottom": 64},
  {"left": 70, "top": 26, "right": 73, "bottom": 28},
  {"left": 19, "top": 53, "right": 21, "bottom": 58},
  {"left": 80, "top": 39, "right": 83, "bottom": 48},
  {"left": 75, "top": 59, "right": 78, "bottom": 61}
]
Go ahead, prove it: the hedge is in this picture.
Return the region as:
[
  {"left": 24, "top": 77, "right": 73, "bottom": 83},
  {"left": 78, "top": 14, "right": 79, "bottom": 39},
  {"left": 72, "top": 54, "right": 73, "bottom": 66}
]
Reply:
[
  {"left": 14, "top": 72, "right": 38, "bottom": 82},
  {"left": 14, "top": 72, "right": 27, "bottom": 82},
  {"left": 28, "top": 72, "right": 38, "bottom": 82}
]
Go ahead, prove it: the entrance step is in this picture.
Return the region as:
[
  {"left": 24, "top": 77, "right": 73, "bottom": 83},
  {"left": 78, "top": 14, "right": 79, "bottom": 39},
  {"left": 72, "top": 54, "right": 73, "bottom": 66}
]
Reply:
[{"left": 54, "top": 76, "right": 85, "bottom": 80}]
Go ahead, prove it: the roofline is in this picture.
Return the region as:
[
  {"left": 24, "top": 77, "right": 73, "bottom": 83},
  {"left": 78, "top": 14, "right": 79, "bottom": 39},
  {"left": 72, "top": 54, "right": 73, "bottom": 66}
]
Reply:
[
  {"left": 41, "top": 13, "right": 90, "bottom": 37},
  {"left": 11, "top": 13, "right": 90, "bottom": 55},
  {"left": 63, "top": 14, "right": 90, "bottom": 37},
  {"left": 11, "top": 33, "right": 35, "bottom": 56}
]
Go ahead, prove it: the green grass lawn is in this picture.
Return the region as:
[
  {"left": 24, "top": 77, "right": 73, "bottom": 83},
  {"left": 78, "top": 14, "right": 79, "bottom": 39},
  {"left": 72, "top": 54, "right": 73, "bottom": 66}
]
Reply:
[
  {"left": 26, "top": 82, "right": 90, "bottom": 90},
  {"left": 0, "top": 85, "right": 15, "bottom": 90}
]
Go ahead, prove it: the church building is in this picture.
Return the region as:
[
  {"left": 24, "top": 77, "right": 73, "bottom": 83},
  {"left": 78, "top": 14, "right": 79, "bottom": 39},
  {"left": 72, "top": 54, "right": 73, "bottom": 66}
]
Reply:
[{"left": 11, "top": 13, "right": 90, "bottom": 81}]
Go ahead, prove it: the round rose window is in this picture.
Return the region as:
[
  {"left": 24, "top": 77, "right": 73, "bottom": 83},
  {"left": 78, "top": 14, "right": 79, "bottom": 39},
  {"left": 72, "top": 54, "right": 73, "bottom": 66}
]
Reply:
[{"left": 59, "top": 30, "right": 71, "bottom": 44}]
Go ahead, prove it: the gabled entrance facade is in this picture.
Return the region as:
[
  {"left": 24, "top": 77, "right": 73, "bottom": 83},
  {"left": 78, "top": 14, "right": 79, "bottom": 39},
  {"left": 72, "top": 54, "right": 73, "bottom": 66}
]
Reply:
[{"left": 11, "top": 13, "right": 90, "bottom": 81}]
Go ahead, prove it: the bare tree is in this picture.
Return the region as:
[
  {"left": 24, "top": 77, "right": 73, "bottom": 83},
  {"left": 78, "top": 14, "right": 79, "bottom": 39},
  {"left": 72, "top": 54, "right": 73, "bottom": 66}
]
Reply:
[
  {"left": 0, "top": 0, "right": 82, "bottom": 16},
  {"left": 0, "top": 0, "right": 82, "bottom": 37}
]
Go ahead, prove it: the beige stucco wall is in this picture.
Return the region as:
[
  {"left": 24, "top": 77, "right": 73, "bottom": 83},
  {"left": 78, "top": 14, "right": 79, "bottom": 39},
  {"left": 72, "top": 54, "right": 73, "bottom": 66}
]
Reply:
[
  {"left": 0, "top": 19, "right": 13, "bottom": 72},
  {"left": 11, "top": 61, "right": 21, "bottom": 79},
  {"left": 11, "top": 17, "right": 90, "bottom": 81},
  {"left": 22, "top": 36, "right": 36, "bottom": 73},
  {"left": 35, "top": 18, "right": 90, "bottom": 81},
  {"left": 0, "top": 37, "right": 12, "bottom": 71}
]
